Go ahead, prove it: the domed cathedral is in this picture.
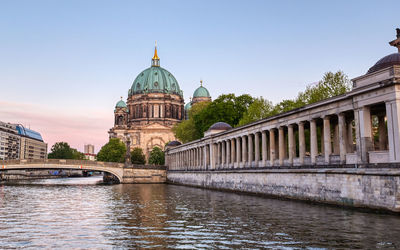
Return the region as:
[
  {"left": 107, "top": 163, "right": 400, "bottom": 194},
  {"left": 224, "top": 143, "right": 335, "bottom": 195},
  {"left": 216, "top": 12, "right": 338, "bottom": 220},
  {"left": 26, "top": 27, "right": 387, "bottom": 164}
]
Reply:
[
  {"left": 184, "top": 80, "right": 212, "bottom": 119},
  {"left": 109, "top": 44, "right": 185, "bottom": 159}
]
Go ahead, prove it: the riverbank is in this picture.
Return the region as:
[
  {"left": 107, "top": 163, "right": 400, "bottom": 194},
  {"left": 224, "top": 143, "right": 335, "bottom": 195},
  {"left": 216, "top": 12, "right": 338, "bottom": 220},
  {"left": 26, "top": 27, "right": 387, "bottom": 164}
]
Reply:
[{"left": 167, "top": 168, "right": 400, "bottom": 213}]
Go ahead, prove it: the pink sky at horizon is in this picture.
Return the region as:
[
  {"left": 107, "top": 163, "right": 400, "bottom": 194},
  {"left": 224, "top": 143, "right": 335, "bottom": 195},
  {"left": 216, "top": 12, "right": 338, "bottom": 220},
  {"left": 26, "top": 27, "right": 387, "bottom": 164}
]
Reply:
[{"left": 0, "top": 101, "right": 112, "bottom": 153}]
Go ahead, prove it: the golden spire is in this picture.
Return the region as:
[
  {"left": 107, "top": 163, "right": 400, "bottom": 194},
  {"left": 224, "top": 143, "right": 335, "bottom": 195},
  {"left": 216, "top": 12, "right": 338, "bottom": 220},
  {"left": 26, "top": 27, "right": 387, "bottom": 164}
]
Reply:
[
  {"left": 200, "top": 79, "right": 203, "bottom": 87},
  {"left": 152, "top": 41, "right": 159, "bottom": 60},
  {"left": 151, "top": 41, "right": 160, "bottom": 67}
]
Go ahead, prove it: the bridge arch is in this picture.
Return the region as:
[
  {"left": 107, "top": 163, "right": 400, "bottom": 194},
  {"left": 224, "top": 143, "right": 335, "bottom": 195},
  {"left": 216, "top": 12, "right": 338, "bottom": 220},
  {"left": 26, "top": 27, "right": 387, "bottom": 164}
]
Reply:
[{"left": 0, "top": 159, "right": 125, "bottom": 183}]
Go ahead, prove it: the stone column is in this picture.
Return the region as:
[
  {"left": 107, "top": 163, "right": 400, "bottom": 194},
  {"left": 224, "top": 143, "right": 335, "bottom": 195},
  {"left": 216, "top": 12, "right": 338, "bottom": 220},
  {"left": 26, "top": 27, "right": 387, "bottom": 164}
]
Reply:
[
  {"left": 270, "top": 129, "right": 276, "bottom": 165},
  {"left": 211, "top": 143, "right": 217, "bottom": 170},
  {"left": 378, "top": 115, "right": 388, "bottom": 150},
  {"left": 323, "top": 116, "right": 332, "bottom": 164},
  {"left": 248, "top": 134, "right": 253, "bottom": 167},
  {"left": 298, "top": 122, "right": 305, "bottom": 165},
  {"left": 231, "top": 139, "right": 235, "bottom": 165},
  {"left": 254, "top": 132, "right": 260, "bottom": 167},
  {"left": 221, "top": 141, "right": 226, "bottom": 168},
  {"left": 204, "top": 145, "right": 208, "bottom": 170},
  {"left": 226, "top": 140, "right": 231, "bottom": 167},
  {"left": 200, "top": 147, "right": 203, "bottom": 169},
  {"left": 197, "top": 148, "right": 200, "bottom": 168},
  {"left": 261, "top": 131, "right": 267, "bottom": 166},
  {"left": 279, "top": 127, "right": 285, "bottom": 166},
  {"left": 333, "top": 123, "right": 340, "bottom": 155},
  {"left": 346, "top": 120, "right": 354, "bottom": 153},
  {"left": 357, "top": 107, "right": 373, "bottom": 163},
  {"left": 288, "top": 124, "right": 294, "bottom": 165},
  {"left": 310, "top": 119, "right": 318, "bottom": 165},
  {"left": 236, "top": 137, "right": 241, "bottom": 168},
  {"left": 195, "top": 148, "right": 198, "bottom": 169},
  {"left": 338, "top": 113, "right": 347, "bottom": 164},
  {"left": 215, "top": 142, "right": 221, "bottom": 169},
  {"left": 385, "top": 101, "right": 400, "bottom": 162},
  {"left": 242, "top": 136, "right": 247, "bottom": 167}
]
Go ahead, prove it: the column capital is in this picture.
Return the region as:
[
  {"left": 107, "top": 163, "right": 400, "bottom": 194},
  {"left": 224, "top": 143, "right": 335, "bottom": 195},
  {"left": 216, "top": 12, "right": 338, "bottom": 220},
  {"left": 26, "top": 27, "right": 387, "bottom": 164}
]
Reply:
[{"left": 323, "top": 115, "right": 331, "bottom": 120}]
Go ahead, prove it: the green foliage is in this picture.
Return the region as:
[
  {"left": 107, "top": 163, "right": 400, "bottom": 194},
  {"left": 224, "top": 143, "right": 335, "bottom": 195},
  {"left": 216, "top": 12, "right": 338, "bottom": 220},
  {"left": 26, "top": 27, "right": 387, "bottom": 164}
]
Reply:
[
  {"left": 48, "top": 142, "right": 84, "bottom": 160},
  {"left": 174, "top": 71, "right": 352, "bottom": 139},
  {"left": 173, "top": 102, "right": 209, "bottom": 143},
  {"left": 297, "top": 71, "right": 351, "bottom": 105},
  {"left": 131, "top": 147, "right": 146, "bottom": 164},
  {"left": 238, "top": 97, "right": 274, "bottom": 126},
  {"left": 148, "top": 147, "right": 165, "bottom": 165},
  {"left": 193, "top": 94, "right": 254, "bottom": 135},
  {"left": 269, "top": 71, "right": 352, "bottom": 120},
  {"left": 97, "top": 138, "right": 126, "bottom": 163},
  {"left": 272, "top": 99, "right": 305, "bottom": 114},
  {"left": 72, "top": 148, "right": 85, "bottom": 160}
]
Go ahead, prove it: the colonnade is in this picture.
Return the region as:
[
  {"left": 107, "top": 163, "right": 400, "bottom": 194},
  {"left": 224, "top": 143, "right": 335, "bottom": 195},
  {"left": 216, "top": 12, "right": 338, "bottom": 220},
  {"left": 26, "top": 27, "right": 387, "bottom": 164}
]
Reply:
[{"left": 167, "top": 101, "right": 391, "bottom": 171}]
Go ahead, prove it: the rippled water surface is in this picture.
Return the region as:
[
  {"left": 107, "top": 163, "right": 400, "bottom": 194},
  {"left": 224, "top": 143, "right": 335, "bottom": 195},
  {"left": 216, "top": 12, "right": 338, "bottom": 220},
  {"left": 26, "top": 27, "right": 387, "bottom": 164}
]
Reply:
[{"left": 1, "top": 177, "right": 400, "bottom": 249}]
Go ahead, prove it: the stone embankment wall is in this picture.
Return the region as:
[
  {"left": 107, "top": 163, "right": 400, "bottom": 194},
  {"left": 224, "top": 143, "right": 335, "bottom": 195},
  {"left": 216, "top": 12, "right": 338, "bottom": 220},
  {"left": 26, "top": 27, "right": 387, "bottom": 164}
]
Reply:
[
  {"left": 167, "top": 168, "right": 400, "bottom": 212},
  {"left": 123, "top": 166, "right": 166, "bottom": 183}
]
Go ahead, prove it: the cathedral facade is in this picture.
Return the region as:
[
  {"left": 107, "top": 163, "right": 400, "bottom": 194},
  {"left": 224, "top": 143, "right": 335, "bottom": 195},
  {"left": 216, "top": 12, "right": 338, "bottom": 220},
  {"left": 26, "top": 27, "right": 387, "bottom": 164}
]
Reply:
[
  {"left": 109, "top": 46, "right": 186, "bottom": 158},
  {"left": 109, "top": 45, "right": 212, "bottom": 158}
]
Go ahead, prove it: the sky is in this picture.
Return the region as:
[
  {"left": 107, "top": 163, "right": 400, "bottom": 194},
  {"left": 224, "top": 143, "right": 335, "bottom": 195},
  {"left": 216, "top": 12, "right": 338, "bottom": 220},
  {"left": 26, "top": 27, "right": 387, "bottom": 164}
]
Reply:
[{"left": 0, "top": 0, "right": 399, "bottom": 153}]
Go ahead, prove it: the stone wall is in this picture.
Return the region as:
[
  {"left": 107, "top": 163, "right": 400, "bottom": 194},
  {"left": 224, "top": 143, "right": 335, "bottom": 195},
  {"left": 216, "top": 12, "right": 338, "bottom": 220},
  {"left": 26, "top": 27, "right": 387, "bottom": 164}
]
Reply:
[
  {"left": 123, "top": 167, "right": 166, "bottom": 183},
  {"left": 167, "top": 168, "right": 400, "bottom": 212}
]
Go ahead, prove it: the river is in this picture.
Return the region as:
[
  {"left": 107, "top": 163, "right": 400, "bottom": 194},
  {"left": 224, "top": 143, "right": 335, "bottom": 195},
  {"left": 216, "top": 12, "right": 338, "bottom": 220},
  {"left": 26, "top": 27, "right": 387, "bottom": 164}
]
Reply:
[{"left": 0, "top": 176, "right": 399, "bottom": 249}]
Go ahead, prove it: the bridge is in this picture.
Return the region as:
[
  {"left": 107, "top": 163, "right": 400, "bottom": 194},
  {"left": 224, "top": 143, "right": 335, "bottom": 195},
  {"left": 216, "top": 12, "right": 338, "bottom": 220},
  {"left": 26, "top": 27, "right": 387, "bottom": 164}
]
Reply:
[{"left": 0, "top": 159, "right": 166, "bottom": 184}]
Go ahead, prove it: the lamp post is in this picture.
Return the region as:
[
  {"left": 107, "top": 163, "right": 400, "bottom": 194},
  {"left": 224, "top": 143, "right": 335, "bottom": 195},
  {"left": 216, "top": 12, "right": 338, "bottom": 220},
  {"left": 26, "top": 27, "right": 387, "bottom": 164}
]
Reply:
[{"left": 124, "top": 132, "right": 131, "bottom": 167}]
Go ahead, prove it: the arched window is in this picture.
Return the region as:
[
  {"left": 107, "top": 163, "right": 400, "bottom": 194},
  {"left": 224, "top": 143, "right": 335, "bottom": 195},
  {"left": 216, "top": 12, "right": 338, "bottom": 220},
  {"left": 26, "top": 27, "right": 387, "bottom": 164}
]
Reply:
[{"left": 118, "top": 116, "right": 124, "bottom": 125}]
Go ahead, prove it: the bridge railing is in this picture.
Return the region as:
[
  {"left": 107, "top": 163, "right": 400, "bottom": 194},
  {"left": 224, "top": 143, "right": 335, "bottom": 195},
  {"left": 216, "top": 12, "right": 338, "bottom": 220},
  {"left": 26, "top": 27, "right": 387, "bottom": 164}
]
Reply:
[
  {"left": 0, "top": 159, "right": 124, "bottom": 168},
  {"left": 0, "top": 159, "right": 167, "bottom": 169}
]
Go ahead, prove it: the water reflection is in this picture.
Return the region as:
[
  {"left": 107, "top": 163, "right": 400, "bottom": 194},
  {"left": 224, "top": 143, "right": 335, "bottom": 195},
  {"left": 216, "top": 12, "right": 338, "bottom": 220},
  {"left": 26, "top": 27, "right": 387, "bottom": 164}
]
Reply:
[{"left": 0, "top": 177, "right": 399, "bottom": 249}]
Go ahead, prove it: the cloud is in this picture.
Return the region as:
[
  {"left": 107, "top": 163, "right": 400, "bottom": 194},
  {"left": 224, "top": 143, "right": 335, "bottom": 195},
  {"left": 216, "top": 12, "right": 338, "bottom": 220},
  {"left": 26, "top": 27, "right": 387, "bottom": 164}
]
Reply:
[{"left": 0, "top": 101, "right": 112, "bottom": 153}]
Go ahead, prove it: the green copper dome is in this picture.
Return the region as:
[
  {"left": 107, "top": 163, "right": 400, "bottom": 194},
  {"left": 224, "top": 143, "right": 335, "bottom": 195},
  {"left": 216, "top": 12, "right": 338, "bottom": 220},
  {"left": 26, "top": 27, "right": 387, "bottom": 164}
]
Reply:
[
  {"left": 129, "top": 46, "right": 183, "bottom": 97},
  {"left": 184, "top": 101, "right": 192, "bottom": 110},
  {"left": 129, "top": 66, "right": 182, "bottom": 97},
  {"left": 116, "top": 99, "right": 127, "bottom": 108},
  {"left": 193, "top": 86, "right": 210, "bottom": 98},
  {"left": 129, "top": 66, "right": 183, "bottom": 97}
]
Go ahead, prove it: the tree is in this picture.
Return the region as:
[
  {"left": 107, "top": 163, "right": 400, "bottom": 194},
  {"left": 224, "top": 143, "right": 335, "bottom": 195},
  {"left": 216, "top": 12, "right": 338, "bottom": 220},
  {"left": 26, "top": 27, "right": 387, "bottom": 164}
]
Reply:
[
  {"left": 97, "top": 138, "right": 126, "bottom": 163},
  {"left": 193, "top": 94, "right": 254, "bottom": 136},
  {"left": 272, "top": 99, "right": 304, "bottom": 114},
  {"left": 297, "top": 71, "right": 351, "bottom": 105},
  {"left": 238, "top": 97, "right": 275, "bottom": 126},
  {"left": 173, "top": 101, "right": 208, "bottom": 143},
  {"left": 48, "top": 142, "right": 84, "bottom": 159},
  {"left": 72, "top": 148, "right": 85, "bottom": 160},
  {"left": 148, "top": 147, "right": 165, "bottom": 165},
  {"left": 131, "top": 147, "right": 146, "bottom": 164}
]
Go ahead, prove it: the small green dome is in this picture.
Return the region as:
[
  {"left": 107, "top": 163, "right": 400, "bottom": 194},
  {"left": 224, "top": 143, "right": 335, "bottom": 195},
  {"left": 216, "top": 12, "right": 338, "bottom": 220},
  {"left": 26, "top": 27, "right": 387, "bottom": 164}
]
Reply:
[
  {"left": 184, "top": 102, "right": 192, "bottom": 110},
  {"left": 129, "top": 66, "right": 183, "bottom": 97},
  {"left": 193, "top": 86, "right": 210, "bottom": 98},
  {"left": 116, "top": 100, "right": 127, "bottom": 108}
]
